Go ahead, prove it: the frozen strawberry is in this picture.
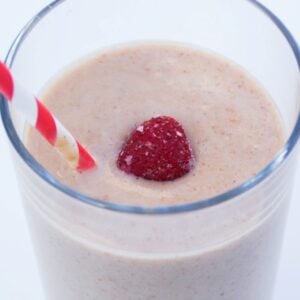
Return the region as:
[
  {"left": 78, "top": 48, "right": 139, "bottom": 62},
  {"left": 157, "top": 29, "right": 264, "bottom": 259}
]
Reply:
[{"left": 117, "top": 116, "right": 194, "bottom": 181}]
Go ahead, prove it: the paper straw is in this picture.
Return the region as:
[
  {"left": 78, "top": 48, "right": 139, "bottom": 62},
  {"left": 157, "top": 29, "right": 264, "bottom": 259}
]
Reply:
[{"left": 0, "top": 61, "right": 96, "bottom": 172}]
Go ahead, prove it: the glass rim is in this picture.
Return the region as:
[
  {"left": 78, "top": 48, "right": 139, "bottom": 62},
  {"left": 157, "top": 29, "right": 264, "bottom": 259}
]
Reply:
[{"left": 1, "top": 0, "right": 299, "bottom": 215}]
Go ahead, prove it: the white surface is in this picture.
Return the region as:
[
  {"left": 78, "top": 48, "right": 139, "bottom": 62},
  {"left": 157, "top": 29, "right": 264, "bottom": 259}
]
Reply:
[{"left": 0, "top": 1, "right": 299, "bottom": 299}]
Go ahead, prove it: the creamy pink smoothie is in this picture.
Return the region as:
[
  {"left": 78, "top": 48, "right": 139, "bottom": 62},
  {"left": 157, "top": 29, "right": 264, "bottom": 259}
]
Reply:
[{"left": 25, "top": 43, "right": 285, "bottom": 299}]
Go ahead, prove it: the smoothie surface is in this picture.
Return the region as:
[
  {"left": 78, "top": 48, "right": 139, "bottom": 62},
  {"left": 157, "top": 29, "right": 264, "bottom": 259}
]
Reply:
[{"left": 27, "top": 43, "right": 284, "bottom": 206}]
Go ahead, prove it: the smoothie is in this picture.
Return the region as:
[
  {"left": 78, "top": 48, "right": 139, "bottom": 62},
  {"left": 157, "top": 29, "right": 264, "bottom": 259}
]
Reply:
[
  {"left": 28, "top": 43, "right": 283, "bottom": 205},
  {"left": 25, "top": 43, "right": 286, "bottom": 300}
]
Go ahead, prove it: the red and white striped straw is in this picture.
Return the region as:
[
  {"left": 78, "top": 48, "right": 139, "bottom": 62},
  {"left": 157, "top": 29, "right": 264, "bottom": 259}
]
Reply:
[{"left": 0, "top": 61, "right": 96, "bottom": 172}]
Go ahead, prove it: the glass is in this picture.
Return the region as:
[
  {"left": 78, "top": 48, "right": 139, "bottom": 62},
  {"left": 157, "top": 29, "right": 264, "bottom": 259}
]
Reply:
[{"left": 1, "top": 0, "right": 299, "bottom": 299}]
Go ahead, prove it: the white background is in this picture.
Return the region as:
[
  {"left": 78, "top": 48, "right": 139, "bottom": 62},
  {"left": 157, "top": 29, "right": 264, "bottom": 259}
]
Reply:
[{"left": 0, "top": 1, "right": 299, "bottom": 299}]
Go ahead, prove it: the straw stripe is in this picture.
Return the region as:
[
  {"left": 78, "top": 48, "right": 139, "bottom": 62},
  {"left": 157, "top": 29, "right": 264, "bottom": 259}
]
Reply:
[
  {"left": 0, "top": 61, "right": 96, "bottom": 172},
  {"left": 0, "top": 61, "right": 14, "bottom": 100},
  {"left": 55, "top": 121, "right": 79, "bottom": 169},
  {"left": 36, "top": 100, "right": 57, "bottom": 145},
  {"left": 77, "top": 142, "right": 97, "bottom": 172},
  {"left": 12, "top": 83, "right": 38, "bottom": 126}
]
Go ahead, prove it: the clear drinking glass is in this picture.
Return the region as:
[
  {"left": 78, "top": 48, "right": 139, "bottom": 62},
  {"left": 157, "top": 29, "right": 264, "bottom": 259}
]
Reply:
[{"left": 1, "top": 0, "right": 299, "bottom": 299}]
